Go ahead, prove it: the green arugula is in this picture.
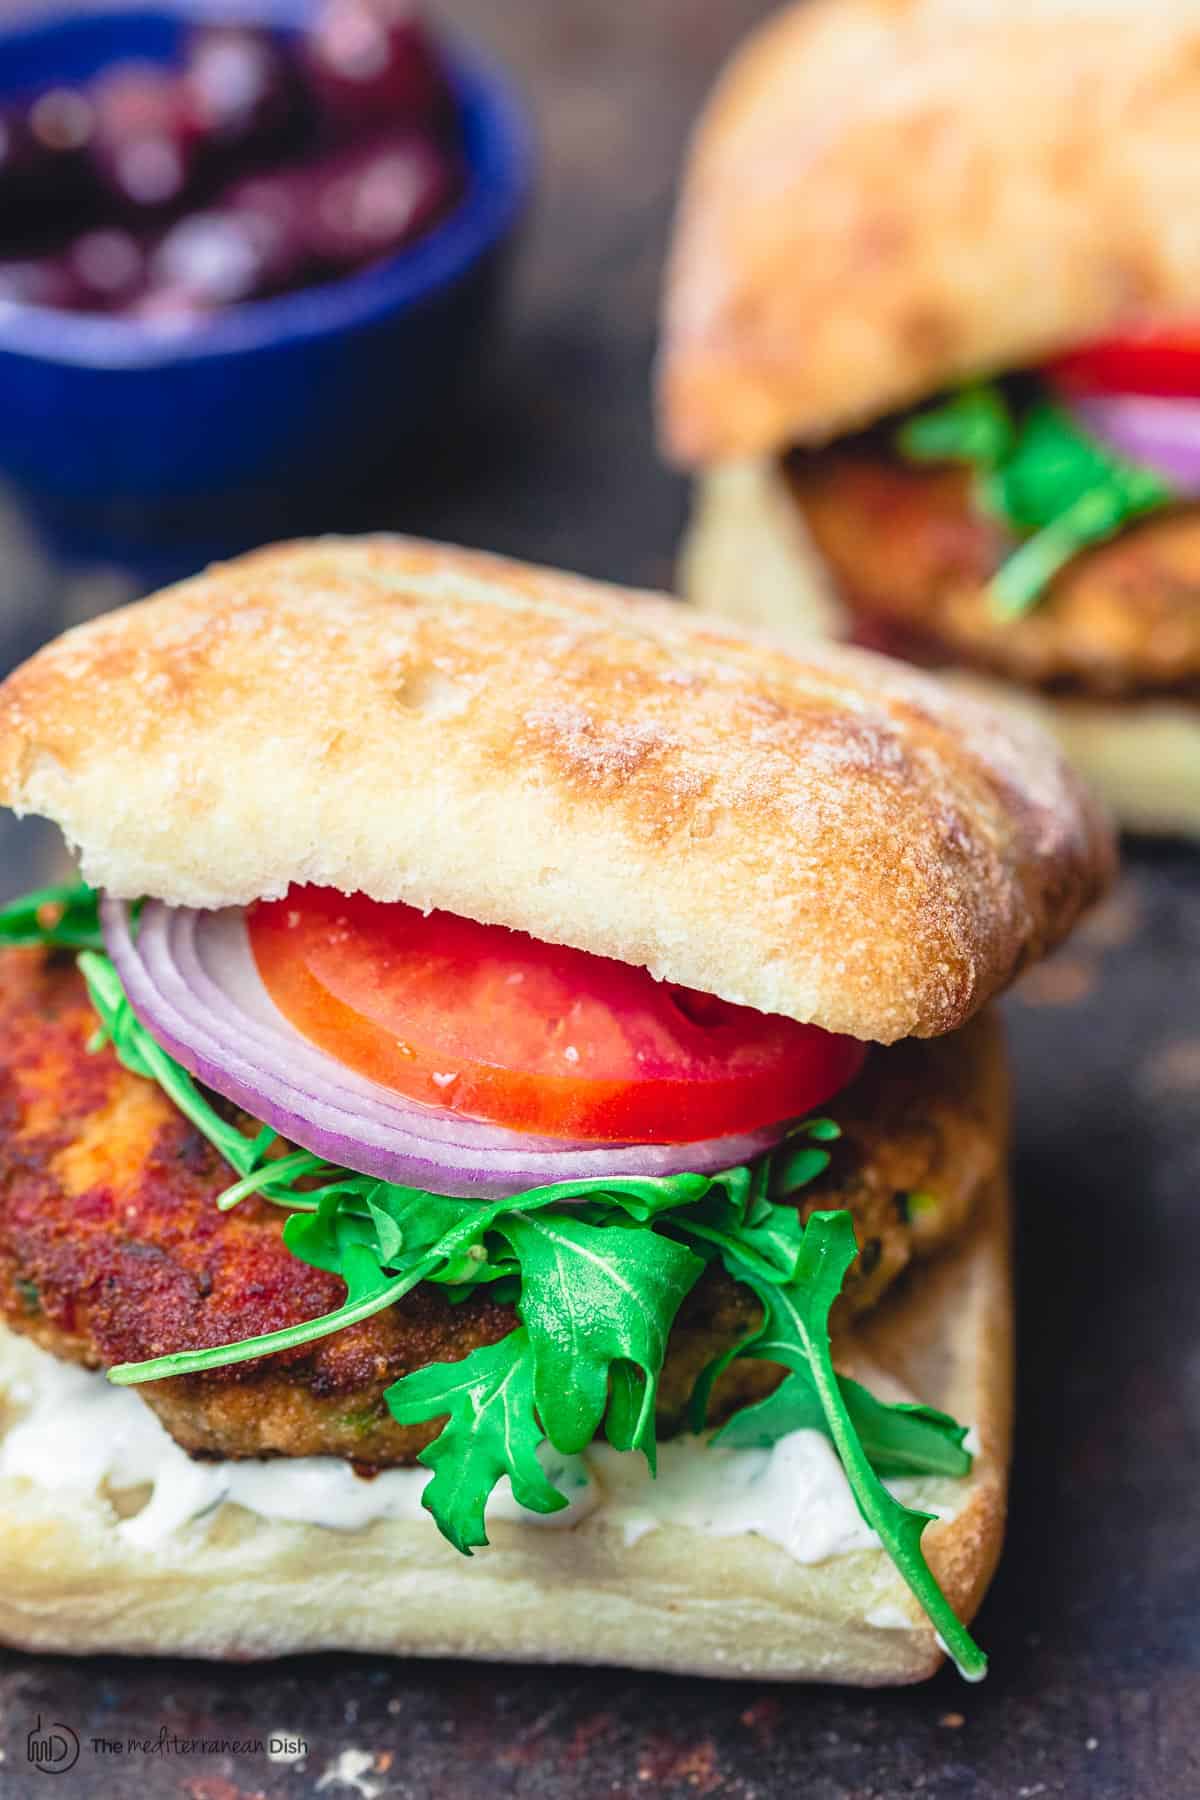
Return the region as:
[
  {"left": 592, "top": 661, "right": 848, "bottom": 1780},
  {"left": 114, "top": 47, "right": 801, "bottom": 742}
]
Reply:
[
  {"left": 723, "top": 1212, "right": 984, "bottom": 1679},
  {"left": 896, "top": 381, "right": 1171, "bottom": 618},
  {"left": 0, "top": 884, "right": 987, "bottom": 1675},
  {"left": 897, "top": 381, "right": 1015, "bottom": 469},
  {"left": 692, "top": 1210, "right": 982, "bottom": 1678},
  {"left": 495, "top": 1210, "right": 704, "bottom": 1462},
  {"left": 80, "top": 950, "right": 280, "bottom": 1183},
  {"left": 388, "top": 1330, "right": 569, "bottom": 1553},
  {"left": 0, "top": 882, "right": 105, "bottom": 951},
  {"left": 715, "top": 1370, "right": 971, "bottom": 1480}
]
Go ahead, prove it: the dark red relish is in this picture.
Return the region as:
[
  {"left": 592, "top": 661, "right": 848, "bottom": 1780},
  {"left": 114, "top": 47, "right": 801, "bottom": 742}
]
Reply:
[
  {"left": 303, "top": 0, "right": 451, "bottom": 136},
  {"left": 0, "top": 0, "right": 461, "bottom": 321},
  {"left": 186, "top": 26, "right": 311, "bottom": 169}
]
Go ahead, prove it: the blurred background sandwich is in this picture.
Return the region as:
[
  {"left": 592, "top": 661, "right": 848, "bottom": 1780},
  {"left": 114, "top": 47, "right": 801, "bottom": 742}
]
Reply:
[{"left": 661, "top": 0, "right": 1200, "bottom": 838}]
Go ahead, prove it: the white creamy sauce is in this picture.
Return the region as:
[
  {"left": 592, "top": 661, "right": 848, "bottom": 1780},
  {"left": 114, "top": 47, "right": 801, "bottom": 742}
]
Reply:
[
  {"left": 589, "top": 1432, "right": 880, "bottom": 1562},
  {"left": 0, "top": 1348, "right": 593, "bottom": 1546},
  {"left": 864, "top": 1601, "right": 916, "bottom": 1631},
  {"left": 0, "top": 1337, "right": 964, "bottom": 1578}
]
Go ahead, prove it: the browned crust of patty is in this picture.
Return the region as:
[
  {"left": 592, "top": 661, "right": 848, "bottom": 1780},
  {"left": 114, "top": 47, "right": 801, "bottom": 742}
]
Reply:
[
  {"left": 786, "top": 445, "right": 1200, "bottom": 698},
  {"left": 0, "top": 948, "right": 512, "bottom": 1466},
  {"left": 0, "top": 948, "right": 1003, "bottom": 1466}
]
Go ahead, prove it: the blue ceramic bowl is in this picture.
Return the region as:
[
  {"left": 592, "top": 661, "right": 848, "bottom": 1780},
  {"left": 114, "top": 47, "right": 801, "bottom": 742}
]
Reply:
[{"left": 0, "top": 1, "right": 533, "bottom": 568}]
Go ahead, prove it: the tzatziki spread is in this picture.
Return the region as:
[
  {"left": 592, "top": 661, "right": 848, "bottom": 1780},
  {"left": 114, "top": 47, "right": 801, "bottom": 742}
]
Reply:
[{"left": 0, "top": 1334, "right": 962, "bottom": 1580}]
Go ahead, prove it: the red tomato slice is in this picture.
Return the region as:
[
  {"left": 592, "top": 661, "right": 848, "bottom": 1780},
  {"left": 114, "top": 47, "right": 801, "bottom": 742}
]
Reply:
[
  {"left": 1045, "top": 323, "right": 1200, "bottom": 398},
  {"left": 248, "top": 888, "right": 866, "bottom": 1144}
]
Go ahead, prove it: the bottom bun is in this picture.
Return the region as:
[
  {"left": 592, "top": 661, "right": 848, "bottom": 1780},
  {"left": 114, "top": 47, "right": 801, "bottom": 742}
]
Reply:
[
  {"left": 683, "top": 460, "right": 1200, "bottom": 840},
  {"left": 0, "top": 1019, "right": 1011, "bottom": 1683}
]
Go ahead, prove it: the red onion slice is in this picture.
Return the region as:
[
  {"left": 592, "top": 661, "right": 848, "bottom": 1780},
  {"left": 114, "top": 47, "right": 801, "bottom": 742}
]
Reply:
[
  {"left": 100, "top": 899, "right": 791, "bottom": 1200},
  {"left": 146, "top": 902, "right": 566, "bottom": 1149},
  {"left": 1065, "top": 392, "right": 1200, "bottom": 495}
]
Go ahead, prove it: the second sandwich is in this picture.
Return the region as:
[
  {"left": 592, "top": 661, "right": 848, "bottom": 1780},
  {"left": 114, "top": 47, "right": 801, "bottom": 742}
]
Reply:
[{"left": 662, "top": 0, "right": 1200, "bottom": 837}]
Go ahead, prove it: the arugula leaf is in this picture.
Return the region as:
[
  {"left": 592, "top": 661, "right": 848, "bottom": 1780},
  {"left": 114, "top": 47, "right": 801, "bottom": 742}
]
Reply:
[
  {"left": 671, "top": 1185, "right": 802, "bottom": 1290},
  {"left": 676, "top": 1119, "right": 842, "bottom": 1286},
  {"left": 987, "top": 484, "right": 1157, "bottom": 619},
  {"left": 215, "top": 1151, "right": 330, "bottom": 1213},
  {"left": 282, "top": 1187, "right": 391, "bottom": 1285},
  {"left": 106, "top": 1261, "right": 430, "bottom": 1384},
  {"left": 896, "top": 381, "right": 1015, "bottom": 469},
  {"left": 713, "top": 1370, "right": 969, "bottom": 1478},
  {"left": 386, "top": 1329, "right": 569, "bottom": 1552},
  {"left": 708, "top": 1210, "right": 985, "bottom": 1681},
  {"left": 897, "top": 382, "right": 1172, "bottom": 617},
  {"left": 684, "top": 1200, "right": 968, "bottom": 1480},
  {"left": 0, "top": 881, "right": 105, "bottom": 951},
  {"left": 982, "top": 400, "right": 1164, "bottom": 530},
  {"left": 981, "top": 402, "right": 1168, "bottom": 618},
  {"left": 79, "top": 951, "right": 282, "bottom": 1183},
  {"left": 841, "top": 1388, "right": 971, "bottom": 1479},
  {"left": 326, "top": 1183, "right": 481, "bottom": 1271},
  {"left": 497, "top": 1210, "right": 705, "bottom": 1461},
  {"left": 605, "top": 1361, "right": 651, "bottom": 1454},
  {"left": 770, "top": 1142, "right": 833, "bottom": 1195}
]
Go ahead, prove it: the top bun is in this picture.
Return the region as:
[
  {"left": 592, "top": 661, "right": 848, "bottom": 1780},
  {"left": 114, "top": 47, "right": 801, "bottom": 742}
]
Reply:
[
  {"left": 0, "top": 535, "right": 1112, "bottom": 1043},
  {"left": 660, "top": 0, "right": 1200, "bottom": 463}
]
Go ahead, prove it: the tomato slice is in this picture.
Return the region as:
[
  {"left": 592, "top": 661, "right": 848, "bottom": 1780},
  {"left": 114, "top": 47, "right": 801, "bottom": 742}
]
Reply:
[
  {"left": 248, "top": 888, "right": 866, "bottom": 1144},
  {"left": 1045, "top": 323, "right": 1200, "bottom": 398}
]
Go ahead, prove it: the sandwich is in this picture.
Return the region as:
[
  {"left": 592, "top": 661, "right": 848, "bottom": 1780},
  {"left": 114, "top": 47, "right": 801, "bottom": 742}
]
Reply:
[
  {"left": 660, "top": 0, "right": 1200, "bottom": 838},
  {"left": 0, "top": 535, "right": 1112, "bottom": 1683}
]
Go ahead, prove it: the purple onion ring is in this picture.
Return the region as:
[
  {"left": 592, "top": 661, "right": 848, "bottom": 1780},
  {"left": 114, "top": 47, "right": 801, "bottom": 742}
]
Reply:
[
  {"left": 100, "top": 898, "right": 789, "bottom": 1201},
  {"left": 1066, "top": 392, "right": 1200, "bottom": 495}
]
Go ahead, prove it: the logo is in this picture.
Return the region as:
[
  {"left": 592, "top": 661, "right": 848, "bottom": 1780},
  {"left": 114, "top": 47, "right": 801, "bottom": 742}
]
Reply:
[{"left": 26, "top": 1715, "right": 80, "bottom": 1776}]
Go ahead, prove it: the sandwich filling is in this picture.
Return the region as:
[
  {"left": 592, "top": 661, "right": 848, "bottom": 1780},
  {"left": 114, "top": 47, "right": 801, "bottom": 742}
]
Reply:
[
  {"left": 785, "top": 333, "right": 1200, "bottom": 700},
  {"left": 0, "top": 880, "right": 993, "bottom": 1677}
]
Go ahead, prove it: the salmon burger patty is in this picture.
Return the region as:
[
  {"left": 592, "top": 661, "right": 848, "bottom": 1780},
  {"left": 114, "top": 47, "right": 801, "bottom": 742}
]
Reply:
[
  {"left": 787, "top": 443, "right": 1200, "bottom": 699},
  {"left": 0, "top": 946, "right": 998, "bottom": 1467}
]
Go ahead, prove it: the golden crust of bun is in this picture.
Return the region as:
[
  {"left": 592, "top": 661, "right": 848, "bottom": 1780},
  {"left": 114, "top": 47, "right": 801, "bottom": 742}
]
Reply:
[
  {"left": 0, "top": 1019, "right": 1012, "bottom": 1682},
  {"left": 0, "top": 535, "right": 1111, "bottom": 1044},
  {"left": 660, "top": 0, "right": 1200, "bottom": 462},
  {"left": 683, "top": 462, "right": 1200, "bottom": 838}
]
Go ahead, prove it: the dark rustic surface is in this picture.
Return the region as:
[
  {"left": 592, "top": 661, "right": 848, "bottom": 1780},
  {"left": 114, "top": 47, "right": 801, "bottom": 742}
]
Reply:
[{"left": 1, "top": 3, "right": 1199, "bottom": 1796}]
